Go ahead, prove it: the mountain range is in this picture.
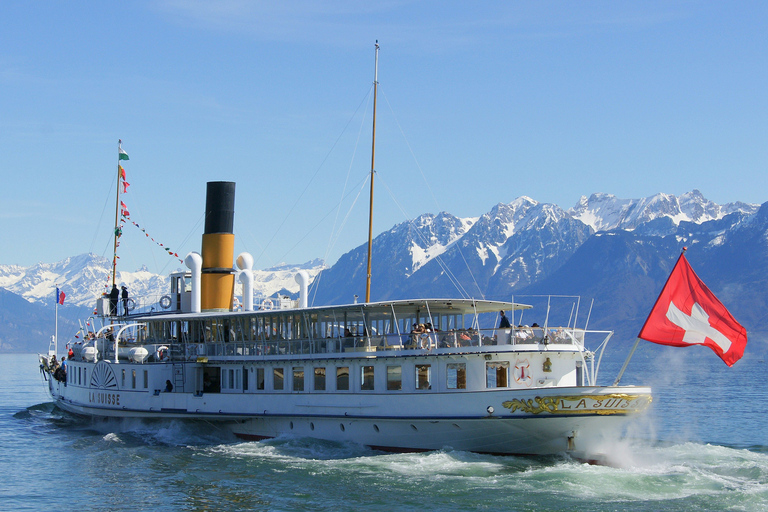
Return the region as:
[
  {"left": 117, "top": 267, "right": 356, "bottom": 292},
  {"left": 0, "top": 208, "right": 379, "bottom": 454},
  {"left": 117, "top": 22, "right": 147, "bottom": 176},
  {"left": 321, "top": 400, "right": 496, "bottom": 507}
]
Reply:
[{"left": 2, "top": 190, "right": 766, "bottom": 357}]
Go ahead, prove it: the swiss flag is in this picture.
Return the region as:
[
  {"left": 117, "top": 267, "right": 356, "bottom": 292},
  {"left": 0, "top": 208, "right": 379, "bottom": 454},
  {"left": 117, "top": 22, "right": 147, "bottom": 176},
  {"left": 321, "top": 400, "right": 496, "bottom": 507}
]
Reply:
[{"left": 638, "top": 252, "right": 747, "bottom": 366}]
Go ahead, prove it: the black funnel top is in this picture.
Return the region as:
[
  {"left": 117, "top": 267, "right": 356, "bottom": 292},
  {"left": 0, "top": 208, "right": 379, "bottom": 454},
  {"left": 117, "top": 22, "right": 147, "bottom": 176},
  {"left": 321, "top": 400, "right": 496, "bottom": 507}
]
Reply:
[{"left": 204, "top": 181, "right": 236, "bottom": 234}]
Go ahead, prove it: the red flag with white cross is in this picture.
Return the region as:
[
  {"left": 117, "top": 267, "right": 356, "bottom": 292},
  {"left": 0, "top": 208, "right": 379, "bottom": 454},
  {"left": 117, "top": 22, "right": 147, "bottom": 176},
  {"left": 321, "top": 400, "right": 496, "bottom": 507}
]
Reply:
[{"left": 638, "top": 251, "right": 747, "bottom": 367}]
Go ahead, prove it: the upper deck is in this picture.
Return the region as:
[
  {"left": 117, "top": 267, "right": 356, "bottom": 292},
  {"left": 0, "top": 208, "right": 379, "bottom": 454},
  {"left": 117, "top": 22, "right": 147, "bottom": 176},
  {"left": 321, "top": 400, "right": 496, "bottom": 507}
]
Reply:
[{"left": 80, "top": 297, "right": 608, "bottom": 365}]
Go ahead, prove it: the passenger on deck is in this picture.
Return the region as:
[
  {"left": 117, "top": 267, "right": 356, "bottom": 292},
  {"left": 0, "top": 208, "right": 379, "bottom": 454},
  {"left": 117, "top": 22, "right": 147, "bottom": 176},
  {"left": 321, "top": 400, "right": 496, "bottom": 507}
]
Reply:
[
  {"left": 121, "top": 285, "right": 129, "bottom": 316},
  {"left": 515, "top": 325, "right": 531, "bottom": 342},
  {"left": 53, "top": 358, "right": 66, "bottom": 382},
  {"left": 109, "top": 285, "right": 119, "bottom": 316},
  {"left": 165, "top": 380, "right": 173, "bottom": 392},
  {"left": 439, "top": 330, "right": 455, "bottom": 348},
  {"left": 499, "top": 310, "right": 511, "bottom": 329},
  {"left": 409, "top": 323, "right": 424, "bottom": 348},
  {"left": 531, "top": 322, "right": 544, "bottom": 342}
]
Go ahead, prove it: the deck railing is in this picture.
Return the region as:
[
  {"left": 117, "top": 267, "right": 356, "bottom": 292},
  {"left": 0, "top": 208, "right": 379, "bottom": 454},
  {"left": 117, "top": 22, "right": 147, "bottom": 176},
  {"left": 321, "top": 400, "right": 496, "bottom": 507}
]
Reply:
[
  {"left": 131, "top": 326, "right": 592, "bottom": 361},
  {"left": 72, "top": 324, "right": 602, "bottom": 364}
]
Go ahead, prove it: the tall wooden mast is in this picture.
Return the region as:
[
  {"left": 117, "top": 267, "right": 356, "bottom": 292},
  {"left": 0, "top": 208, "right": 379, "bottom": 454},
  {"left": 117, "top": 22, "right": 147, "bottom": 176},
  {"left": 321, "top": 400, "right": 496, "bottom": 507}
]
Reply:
[
  {"left": 111, "top": 140, "right": 124, "bottom": 288},
  {"left": 365, "top": 41, "right": 379, "bottom": 303}
]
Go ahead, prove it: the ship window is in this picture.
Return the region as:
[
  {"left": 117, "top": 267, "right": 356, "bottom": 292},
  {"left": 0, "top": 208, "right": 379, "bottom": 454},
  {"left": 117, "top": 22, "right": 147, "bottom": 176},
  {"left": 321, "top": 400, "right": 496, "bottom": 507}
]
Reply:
[
  {"left": 446, "top": 363, "right": 466, "bottom": 389},
  {"left": 143, "top": 370, "right": 148, "bottom": 389},
  {"left": 336, "top": 367, "right": 349, "bottom": 391},
  {"left": 256, "top": 368, "right": 265, "bottom": 390},
  {"left": 121, "top": 369, "right": 125, "bottom": 387},
  {"left": 84, "top": 368, "right": 87, "bottom": 385},
  {"left": 361, "top": 366, "right": 374, "bottom": 391},
  {"left": 132, "top": 369, "right": 136, "bottom": 389},
  {"left": 486, "top": 362, "right": 509, "bottom": 388},
  {"left": 293, "top": 367, "right": 305, "bottom": 391},
  {"left": 314, "top": 367, "right": 326, "bottom": 391},
  {"left": 78, "top": 367, "right": 82, "bottom": 385},
  {"left": 242, "top": 368, "right": 248, "bottom": 391},
  {"left": 203, "top": 367, "right": 220, "bottom": 393},
  {"left": 230, "top": 369, "right": 236, "bottom": 389},
  {"left": 416, "top": 364, "right": 431, "bottom": 390},
  {"left": 273, "top": 368, "right": 284, "bottom": 390},
  {"left": 387, "top": 366, "right": 402, "bottom": 390}
]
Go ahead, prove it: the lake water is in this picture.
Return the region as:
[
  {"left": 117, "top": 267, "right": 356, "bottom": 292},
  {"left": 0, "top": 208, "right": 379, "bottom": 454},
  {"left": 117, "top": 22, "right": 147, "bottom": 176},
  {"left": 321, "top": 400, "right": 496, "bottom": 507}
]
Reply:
[{"left": 2, "top": 346, "right": 767, "bottom": 511}]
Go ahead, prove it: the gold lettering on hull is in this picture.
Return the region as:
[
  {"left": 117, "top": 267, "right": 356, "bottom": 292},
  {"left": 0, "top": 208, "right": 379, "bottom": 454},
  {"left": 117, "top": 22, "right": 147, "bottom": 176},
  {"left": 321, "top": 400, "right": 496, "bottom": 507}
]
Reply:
[
  {"left": 88, "top": 391, "right": 121, "bottom": 406},
  {"left": 501, "top": 393, "right": 652, "bottom": 416}
]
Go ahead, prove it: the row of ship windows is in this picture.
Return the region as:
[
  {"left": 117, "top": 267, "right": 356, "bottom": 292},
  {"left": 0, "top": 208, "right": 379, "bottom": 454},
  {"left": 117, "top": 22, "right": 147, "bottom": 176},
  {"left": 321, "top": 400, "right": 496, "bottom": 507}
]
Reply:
[
  {"left": 67, "top": 366, "right": 151, "bottom": 390},
  {"left": 209, "top": 361, "right": 513, "bottom": 393},
  {"left": 64, "top": 361, "right": 515, "bottom": 392}
]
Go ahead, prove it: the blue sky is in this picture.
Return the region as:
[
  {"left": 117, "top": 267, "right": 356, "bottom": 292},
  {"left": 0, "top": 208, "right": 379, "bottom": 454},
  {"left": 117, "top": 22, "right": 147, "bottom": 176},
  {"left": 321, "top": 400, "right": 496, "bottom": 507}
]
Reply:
[{"left": 1, "top": 1, "right": 766, "bottom": 273}]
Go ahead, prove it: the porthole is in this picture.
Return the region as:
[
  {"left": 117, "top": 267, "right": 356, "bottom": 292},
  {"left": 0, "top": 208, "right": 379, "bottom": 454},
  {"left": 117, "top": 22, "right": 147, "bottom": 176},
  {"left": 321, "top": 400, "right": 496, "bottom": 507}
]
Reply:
[
  {"left": 340, "top": 424, "right": 346, "bottom": 432},
  {"left": 290, "top": 421, "right": 294, "bottom": 429},
  {"left": 310, "top": 422, "right": 315, "bottom": 431},
  {"left": 373, "top": 424, "right": 380, "bottom": 432}
]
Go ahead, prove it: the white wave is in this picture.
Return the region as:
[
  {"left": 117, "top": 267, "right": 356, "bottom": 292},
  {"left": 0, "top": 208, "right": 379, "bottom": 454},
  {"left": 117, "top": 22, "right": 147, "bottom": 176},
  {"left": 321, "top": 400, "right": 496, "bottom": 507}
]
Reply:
[{"left": 101, "top": 432, "right": 123, "bottom": 444}]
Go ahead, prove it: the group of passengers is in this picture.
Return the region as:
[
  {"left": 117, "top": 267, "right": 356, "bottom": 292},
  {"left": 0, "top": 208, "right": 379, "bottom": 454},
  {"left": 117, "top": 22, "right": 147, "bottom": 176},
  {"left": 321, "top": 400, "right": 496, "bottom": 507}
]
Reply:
[
  {"left": 46, "top": 354, "right": 68, "bottom": 382},
  {"left": 410, "top": 323, "right": 436, "bottom": 349},
  {"left": 498, "top": 309, "right": 570, "bottom": 344}
]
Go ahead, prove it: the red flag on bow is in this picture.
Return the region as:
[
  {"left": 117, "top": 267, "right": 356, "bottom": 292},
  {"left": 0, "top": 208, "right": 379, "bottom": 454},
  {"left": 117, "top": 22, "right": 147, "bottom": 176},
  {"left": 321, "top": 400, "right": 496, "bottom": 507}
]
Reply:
[{"left": 638, "top": 252, "right": 747, "bottom": 367}]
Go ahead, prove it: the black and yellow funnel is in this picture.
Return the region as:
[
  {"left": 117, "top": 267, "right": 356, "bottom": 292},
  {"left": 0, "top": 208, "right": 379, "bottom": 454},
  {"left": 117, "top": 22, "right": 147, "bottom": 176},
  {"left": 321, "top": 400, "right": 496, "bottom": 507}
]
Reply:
[{"left": 201, "top": 181, "right": 236, "bottom": 312}]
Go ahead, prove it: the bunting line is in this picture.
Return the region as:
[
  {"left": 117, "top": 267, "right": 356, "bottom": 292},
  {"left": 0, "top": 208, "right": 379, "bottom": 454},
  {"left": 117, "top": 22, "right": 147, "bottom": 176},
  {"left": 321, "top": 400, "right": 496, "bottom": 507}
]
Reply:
[{"left": 120, "top": 200, "right": 184, "bottom": 264}]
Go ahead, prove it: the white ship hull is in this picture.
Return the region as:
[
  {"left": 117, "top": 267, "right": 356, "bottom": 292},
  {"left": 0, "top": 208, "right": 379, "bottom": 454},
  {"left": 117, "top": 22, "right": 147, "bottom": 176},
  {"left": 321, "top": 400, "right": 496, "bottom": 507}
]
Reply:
[{"left": 45, "top": 346, "right": 651, "bottom": 458}]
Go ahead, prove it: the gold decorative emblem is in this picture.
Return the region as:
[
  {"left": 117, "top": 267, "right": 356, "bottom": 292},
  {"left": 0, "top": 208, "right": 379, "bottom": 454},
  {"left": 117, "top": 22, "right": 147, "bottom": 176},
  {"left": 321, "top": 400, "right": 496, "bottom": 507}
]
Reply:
[
  {"left": 502, "top": 393, "right": 652, "bottom": 416},
  {"left": 502, "top": 396, "right": 558, "bottom": 414}
]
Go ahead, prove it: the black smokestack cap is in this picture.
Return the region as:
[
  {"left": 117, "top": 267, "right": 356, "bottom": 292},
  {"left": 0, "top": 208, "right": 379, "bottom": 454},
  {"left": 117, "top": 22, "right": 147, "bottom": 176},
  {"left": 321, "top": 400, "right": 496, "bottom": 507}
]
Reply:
[{"left": 204, "top": 181, "right": 236, "bottom": 234}]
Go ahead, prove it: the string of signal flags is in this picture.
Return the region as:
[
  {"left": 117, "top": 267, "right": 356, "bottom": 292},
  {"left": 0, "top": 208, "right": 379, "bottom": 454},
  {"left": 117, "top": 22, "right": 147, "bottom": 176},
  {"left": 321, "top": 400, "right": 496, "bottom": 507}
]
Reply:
[{"left": 119, "top": 200, "right": 184, "bottom": 265}]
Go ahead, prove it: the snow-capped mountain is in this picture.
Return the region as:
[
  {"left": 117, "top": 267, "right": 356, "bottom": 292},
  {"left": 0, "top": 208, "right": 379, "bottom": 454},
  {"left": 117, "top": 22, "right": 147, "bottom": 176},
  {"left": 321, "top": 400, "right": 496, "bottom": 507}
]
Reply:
[
  {"left": 569, "top": 190, "right": 757, "bottom": 232},
  {"left": 310, "top": 195, "right": 594, "bottom": 304},
  {"left": 0, "top": 254, "right": 170, "bottom": 307},
  {"left": 250, "top": 259, "right": 326, "bottom": 298},
  {"left": 0, "top": 254, "right": 326, "bottom": 308}
]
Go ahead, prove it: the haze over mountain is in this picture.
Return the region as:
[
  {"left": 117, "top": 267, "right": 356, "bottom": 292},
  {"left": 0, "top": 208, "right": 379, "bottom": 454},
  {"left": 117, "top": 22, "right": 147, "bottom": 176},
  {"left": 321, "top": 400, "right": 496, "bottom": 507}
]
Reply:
[{"left": 2, "top": 190, "right": 764, "bottom": 356}]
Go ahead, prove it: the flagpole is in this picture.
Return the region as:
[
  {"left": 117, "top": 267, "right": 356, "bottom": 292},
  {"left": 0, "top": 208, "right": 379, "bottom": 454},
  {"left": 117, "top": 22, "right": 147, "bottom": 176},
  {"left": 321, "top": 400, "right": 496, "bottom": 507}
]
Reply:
[
  {"left": 111, "top": 140, "right": 123, "bottom": 289},
  {"left": 54, "top": 290, "right": 58, "bottom": 358},
  {"left": 637, "top": 248, "right": 687, "bottom": 338},
  {"left": 612, "top": 338, "right": 640, "bottom": 386},
  {"left": 615, "top": 248, "right": 688, "bottom": 385}
]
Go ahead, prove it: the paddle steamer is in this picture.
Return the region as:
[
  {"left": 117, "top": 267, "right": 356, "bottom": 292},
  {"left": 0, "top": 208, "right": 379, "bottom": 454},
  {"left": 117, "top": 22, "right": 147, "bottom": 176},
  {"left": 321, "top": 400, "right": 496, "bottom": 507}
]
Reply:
[{"left": 39, "top": 43, "right": 651, "bottom": 458}]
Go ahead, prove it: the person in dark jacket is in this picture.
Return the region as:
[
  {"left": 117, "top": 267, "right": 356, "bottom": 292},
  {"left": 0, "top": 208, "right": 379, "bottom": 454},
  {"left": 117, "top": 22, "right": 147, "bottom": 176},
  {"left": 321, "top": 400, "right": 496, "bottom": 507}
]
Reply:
[
  {"left": 499, "top": 310, "right": 511, "bottom": 329},
  {"left": 109, "top": 285, "right": 119, "bottom": 316},
  {"left": 121, "top": 285, "right": 129, "bottom": 316}
]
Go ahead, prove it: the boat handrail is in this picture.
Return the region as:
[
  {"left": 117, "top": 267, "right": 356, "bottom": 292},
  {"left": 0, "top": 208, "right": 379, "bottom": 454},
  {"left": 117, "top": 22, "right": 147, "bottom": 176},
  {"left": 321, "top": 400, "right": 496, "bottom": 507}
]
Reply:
[{"left": 127, "top": 326, "right": 612, "bottom": 363}]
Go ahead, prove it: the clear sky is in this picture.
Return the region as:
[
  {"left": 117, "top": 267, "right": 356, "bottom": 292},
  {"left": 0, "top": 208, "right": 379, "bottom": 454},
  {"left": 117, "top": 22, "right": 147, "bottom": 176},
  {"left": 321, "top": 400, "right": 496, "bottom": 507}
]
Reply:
[{"left": 1, "top": 1, "right": 766, "bottom": 273}]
